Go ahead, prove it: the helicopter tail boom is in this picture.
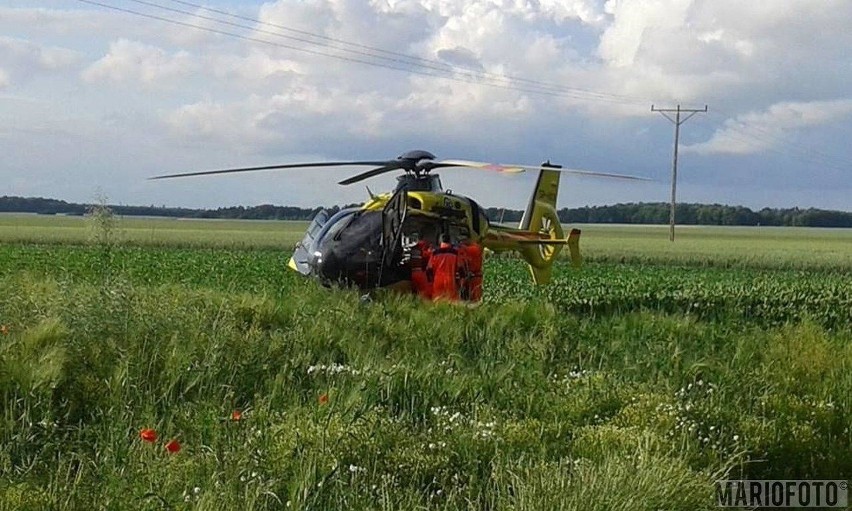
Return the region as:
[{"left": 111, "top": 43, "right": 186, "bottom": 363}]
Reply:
[{"left": 482, "top": 166, "right": 579, "bottom": 284}]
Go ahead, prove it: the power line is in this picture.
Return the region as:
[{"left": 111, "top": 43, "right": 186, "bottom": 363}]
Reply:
[
  {"left": 169, "top": 0, "right": 458, "bottom": 69},
  {"left": 705, "top": 109, "right": 852, "bottom": 172},
  {"left": 75, "top": 0, "right": 451, "bottom": 78},
  {"left": 73, "top": 0, "right": 851, "bottom": 180},
  {"left": 128, "top": 0, "right": 488, "bottom": 84},
  {"left": 160, "top": 0, "right": 500, "bottom": 81},
  {"left": 75, "top": 0, "right": 559, "bottom": 99},
  {"left": 162, "top": 0, "right": 646, "bottom": 104},
  {"left": 77, "top": 0, "right": 649, "bottom": 105},
  {"left": 652, "top": 104, "right": 707, "bottom": 242}
]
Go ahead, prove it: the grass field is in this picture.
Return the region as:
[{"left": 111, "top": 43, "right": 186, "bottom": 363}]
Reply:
[
  {"left": 3, "top": 213, "right": 851, "bottom": 268},
  {"left": 0, "top": 214, "right": 850, "bottom": 510},
  {"left": 0, "top": 214, "right": 306, "bottom": 248}
]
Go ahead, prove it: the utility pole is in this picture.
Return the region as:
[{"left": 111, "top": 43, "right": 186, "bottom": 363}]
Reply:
[{"left": 652, "top": 104, "right": 707, "bottom": 241}]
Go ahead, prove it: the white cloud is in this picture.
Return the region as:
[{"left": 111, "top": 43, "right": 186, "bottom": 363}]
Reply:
[
  {"left": 80, "top": 39, "right": 302, "bottom": 90},
  {"left": 539, "top": 0, "right": 608, "bottom": 26},
  {"left": 591, "top": 0, "right": 852, "bottom": 106},
  {"left": 0, "top": 36, "right": 79, "bottom": 69},
  {"left": 0, "top": 6, "right": 226, "bottom": 48},
  {"left": 599, "top": 0, "right": 692, "bottom": 67},
  {"left": 81, "top": 39, "right": 195, "bottom": 86},
  {"left": 210, "top": 50, "right": 302, "bottom": 81},
  {"left": 3, "top": 0, "right": 852, "bottom": 209},
  {"left": 0, "top": 36, "right": 80, "bottom": 86},
  {"left": 162, "top": 86, "right": 391, "bottom": 151},
  {"left": 684, "top": 99, "right": 852, "bottom": 155},
  {"left": 415, "top": 0, "right": 605, "bottom": 26},
  {"left": 0, "top": 7, "right": 118, "bottom": 34}
]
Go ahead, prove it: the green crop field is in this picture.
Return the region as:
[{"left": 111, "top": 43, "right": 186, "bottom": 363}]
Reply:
[
  {"left": 0, "top": 214, "right": 308, "bottom": 248},
  {"left": 0, "top": 213, "right": 850, "bottom": 510},
  {"left": 3, "top": 213, "right": 851, "bottom": 268}
]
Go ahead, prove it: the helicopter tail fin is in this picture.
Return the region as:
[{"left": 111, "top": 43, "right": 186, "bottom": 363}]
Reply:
[{"left": 518, "top": 167, "right": 566, "bottom": 285}]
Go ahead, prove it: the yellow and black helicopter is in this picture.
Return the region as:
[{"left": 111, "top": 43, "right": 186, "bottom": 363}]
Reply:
[{"left": 152, "top": 150, "right": 646, "bottom": 290}]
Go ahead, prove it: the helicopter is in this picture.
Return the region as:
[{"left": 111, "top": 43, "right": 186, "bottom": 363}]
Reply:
[{"left": 151, "top": 150, "right": 647, "bottom": 294}]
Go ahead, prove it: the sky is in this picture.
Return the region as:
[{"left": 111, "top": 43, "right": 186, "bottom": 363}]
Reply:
[{"left": 2, "top": 0, "right": 851, "bottom": 211}]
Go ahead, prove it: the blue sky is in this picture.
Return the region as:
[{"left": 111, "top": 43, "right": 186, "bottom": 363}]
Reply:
[{"left": 2, "top": 0, "right": 851, "bottom": 211}]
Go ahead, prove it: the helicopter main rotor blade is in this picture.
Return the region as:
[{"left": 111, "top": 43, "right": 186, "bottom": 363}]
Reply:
[
  {"left": 546, "top": 167, "right": 652, "bottom": 181},
  {"left": 337, "top": 163, "right": 404, "bottom": 185},
  {"left": 427, "top": 160, "right": 525, "bottom": 174},
  {"left": 435, "top": 160, "right": 652, "bottom": 181},
  {"left": 149, "top": 160, "right": 390, "bottom": 180}
]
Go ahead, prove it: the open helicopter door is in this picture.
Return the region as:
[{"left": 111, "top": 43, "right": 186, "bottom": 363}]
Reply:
[
  {"left": 380, "top": 187, "right": 408, "bottom": 274},
  {"left": 288, "top": 209, "right": 330, "bottom": 275}
]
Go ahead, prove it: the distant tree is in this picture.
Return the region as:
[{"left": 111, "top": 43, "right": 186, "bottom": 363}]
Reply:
[{"left": 1, "top": 196, "right": 850, "bottom": 227}]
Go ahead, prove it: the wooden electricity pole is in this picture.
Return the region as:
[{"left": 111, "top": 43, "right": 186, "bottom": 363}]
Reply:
[{"left": 652, "top": 104, "right": 707, "bottom": 241}]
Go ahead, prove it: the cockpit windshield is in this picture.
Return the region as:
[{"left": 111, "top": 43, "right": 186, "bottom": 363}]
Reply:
[{"left": 305, "top": 209, "right": 329, "bottom": 240}]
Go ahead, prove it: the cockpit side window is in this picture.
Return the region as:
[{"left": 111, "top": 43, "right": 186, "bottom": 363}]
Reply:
[{"left": 315, "top": 208, "right": 359, "bottom": 245}]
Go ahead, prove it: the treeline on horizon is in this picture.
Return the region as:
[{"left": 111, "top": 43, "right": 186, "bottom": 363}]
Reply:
[{"left": 2, "top": 196, "right": 851, "bottom": 228}]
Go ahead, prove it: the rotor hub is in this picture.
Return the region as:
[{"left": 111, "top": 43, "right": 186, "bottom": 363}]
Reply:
[
  {"left": 397, "top": 150, "right": 436, "bottom": 162},
  {"left": 395, "top": 173, "right": 443, "bottom": 193},
  {"left": 397, "top": 150, "right": 437, "bottom": 175}
]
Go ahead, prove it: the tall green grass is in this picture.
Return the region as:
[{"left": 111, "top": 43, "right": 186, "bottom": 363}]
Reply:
[
  {"left": 2, "top": 244, "right": 849, "bottom": 327},
  {"left": 1, "top": 263, "right": 849, "bottom": 509},
  {"left": 1, "top": 217, "right": 850, "bottom": 509}
]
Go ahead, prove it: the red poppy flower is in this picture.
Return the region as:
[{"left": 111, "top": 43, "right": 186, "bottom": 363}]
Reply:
[
  {"left": 165, "top": 439, "right": 181, "bottom": 453},
  {"left": 140, "top": 428, "right": 157, "bottom": 443},
  {"left": 318, "top": 393, "right": 329, "bottom": 405},
  {"left": 231, "top": 410, "right": 242, "bottom": 421}
]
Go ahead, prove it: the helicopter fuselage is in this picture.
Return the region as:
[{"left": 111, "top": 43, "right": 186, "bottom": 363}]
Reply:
[
  {"left": 288, "top": 186, "right": 490, "bottom": 289},
  {"left": 287, "top": 169, "right": 582, "bottom": 291}
]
